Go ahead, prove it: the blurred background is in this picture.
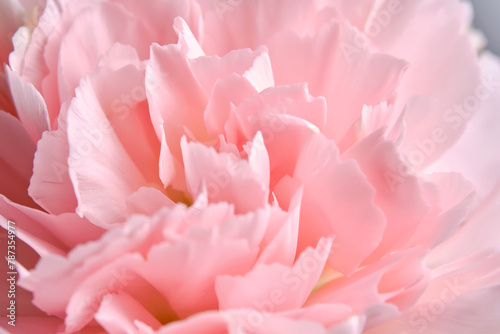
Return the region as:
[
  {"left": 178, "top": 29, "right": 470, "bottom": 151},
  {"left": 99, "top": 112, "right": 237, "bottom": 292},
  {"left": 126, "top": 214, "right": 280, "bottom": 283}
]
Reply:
[{"left": 470, "top": 0, "right": 500, "bottom": 55}]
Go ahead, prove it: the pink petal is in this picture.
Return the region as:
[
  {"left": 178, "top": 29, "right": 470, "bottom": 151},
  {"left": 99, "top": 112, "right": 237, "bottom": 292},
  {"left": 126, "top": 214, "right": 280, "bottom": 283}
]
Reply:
[
  {"left": 0, "top": 110, "right": 37, "bottom": 207},
  {"left": 268, "top": 21, "right": 408, "bottom": 143},
  {"left": 126, "top": 187, "right": 175, "bottom": 216},
  {"left": 109, "top": 0, "right": 192, "bottom": 46},
  {"left": 94, "top": 292, "right": 162, "bottom": 333},
  {"left": 0, "top": 194, "right": 104, "bottom": 252},
  {"left": 154, "top": 312, "right": 228, "bottom": 334},
  {"left": 181, "top": 137, "right": 268, "bottom": 214},
  {"left": 143, "top": 230, "right": 258, "bottom": 318},
  {"left": 341, "top": 130, "right": 430, "bottom": 263},
  {"left": 28, "top": 124, "right": 78, "bottom": 214},
  {"left": 6, "top": 66, "right": 50, "bottom": 142},
  {"left": 293, "top": 132, "right": 386, "bottom": 275},
  {"left": 426, "top": 185, "right": 500, "bottom": 268},
  {"left": 427, "top": 52, "right": 500, "bottom": 199},
  {"left": 193, "top": 0, "right": 319, "bottom": 56},
  {"left": 66, "top": 68, "right": 154, "bottom": 227},
  {"left": 371, "top": 0, "right": 481, "bottom": 167},
  {"left": 57, "top": 1, "right": 156, "bottom": 105},
  {"left": 216, "top": 238, "right": 332, "bottom": 312},
  {"left": 406, "top": 172, "right": 475, "bottom": 251}
]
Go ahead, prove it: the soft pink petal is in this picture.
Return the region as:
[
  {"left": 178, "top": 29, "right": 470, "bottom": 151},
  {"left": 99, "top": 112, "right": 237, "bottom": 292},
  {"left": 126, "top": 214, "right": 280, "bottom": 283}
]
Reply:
[
  {"left": 154, "top": 312, "right": 228, "bottom": 334},
  {"left": 406, "top": 172, "right": 475, "bottom": 251},
  {"left": 426, "top": 185, "right": 500, "bottom": 267},
  {"left": 28, "top": 124, "right": 78, "bottom": 215},
  {"left": 268, "top": 20, "right": 408, "bottom": 143},
  {"left": 57, "top": 1, "right": 156, "bottom": 105},
  {"left": 370, "top": 0, "right": 481, "bottom": 167},
  {"left": 143, "top": 230, "right": 258, "bottom": 319},
  {"left": 341, "top": 130, "right": 430, "bottom": 263},
  {"left": 216, "top": 238, "right": 332, "bottom": 312},
  {"left": 66, "top": 68, "right": 153, "bottom": 227},
  {"left": 95, "top": 292, "right": 162, "bottom": 333},
  {"left": 193, "top": 0, "right": 319, "bottom": 56},
  {"left": 427, "top": 51, "right": 500, "bottom": 198},
  {"left": 0, "top": 71, "right": 17, "bottom": 116},
  {"left": 293, "top": 132, "right": 386, "bottom": 275},
  {"left": 0, "top": 110, "right": 37, "bottom": 207},
  {"left": 6, "top": 66, "right": 50, "bottom": 142},
  {"left": 181, "top": 137, "right": 268, "bottom": 214},
  {"left": 0, "top": 0, "right": 23, "bottom": 66},
  {"left": 126, "top": 187, "right": 175, "bottom": 216},
  {"left": 0, "top": 195, "right": 104, "bottom": 252}
]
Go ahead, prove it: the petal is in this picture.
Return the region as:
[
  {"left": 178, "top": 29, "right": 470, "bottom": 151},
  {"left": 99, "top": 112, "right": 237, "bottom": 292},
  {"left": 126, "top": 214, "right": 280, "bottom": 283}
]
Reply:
[
  {"left": 6, "top": 66, "right": 50, "bottom": 142},
  {"left": 181, "top": 137, "right": 268, "bottom": 214},
  {"left": 28, "top": 124, "right": 78, "bottom": 214},
  {"left": 293, "top": 132, "right": 386, "bottom": 275},
  {"left": 427, "top": 52, "right": 500, "bottom": 198},
  {"left": 154, "top": 312, "right": 228, "bottom": 334},
  {"left": 57, "top": 1, "right": 156, "bottom": 105},
  {"left": 67, "top": 67, "right": 156, "bottom": 227},
  {"left": 341, "top": 130, "right": 430, "bottom": 263},
  {"left": 193, "top": 0, "right": 319, "bottom": 56},
  {"left": 0, "top": 110, "right": 37, "bottom": 207},
  {"left": 426, "top": 185, "right": 500, "bottom": 267},
  {"left": 94, "top": 292, "right": 162, "bottom": 333},
  {"left": 268, "top": 21, "right": 408, "bottom": 143},
  {"left": 126, "top": 187, "right": 175, "bottom": 216},
  {"left": 371, "top": 0, "right": 482, "bottom": 167},
  {"left": 143, "top": 230, "right": 258, "bottom": 318},
  {"left": 0, "top": 195, "right": 104, "bottom": 252},
  {"left": 216, "top": 238, "right": 332, "bottom": 312},
  {"left": 406, "top": 172, "right": 475, "bottom": 251}
]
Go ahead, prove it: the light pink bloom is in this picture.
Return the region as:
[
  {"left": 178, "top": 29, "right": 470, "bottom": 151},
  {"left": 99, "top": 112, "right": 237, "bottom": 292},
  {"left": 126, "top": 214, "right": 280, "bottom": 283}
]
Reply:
[{"left": 1, "top": 0, "right": 500, "bottom": 333}]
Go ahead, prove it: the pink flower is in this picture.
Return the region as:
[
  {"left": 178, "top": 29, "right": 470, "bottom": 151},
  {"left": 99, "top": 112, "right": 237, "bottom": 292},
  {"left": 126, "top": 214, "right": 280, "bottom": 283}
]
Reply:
[{"left": 1, "top": 0, "right": 500, "bottom": 333}]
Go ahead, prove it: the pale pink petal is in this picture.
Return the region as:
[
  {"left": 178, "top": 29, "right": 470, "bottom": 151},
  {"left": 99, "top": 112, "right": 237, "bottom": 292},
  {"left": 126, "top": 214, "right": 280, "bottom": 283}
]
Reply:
[
  {"left": 0, "top": 195, "right": 104, "bottom": 252},
  {"left": 193, "top": 0, "right": 319, "bottom": 56},
  {"left": 143, "top": 232, "right": 258, "bottom": 319},
  {"left": 67, "top": 69, "right": 153, "bottom": 227},
  {"left": 216, "top": 238, "right": 332, "bottom": 312},
  {"left": 307, "top": 250, "right": 414, "bottom": 311},
  {"left": 16, "top": 0, "right": 96, "bottom": 120},
  {"left": 0, "top": 71, "right": 16, "bottom": 116},
  {"left": 109, "top": 0, "right": 194, "bottom": 48},
  {"left": 28, "top": 126, "right": 78, "bottom": 214},
  {"left": 64, "top": 254, "right": 151, "bottom": 332},
  {"left": 227, "top": 311, "right": 329, "bottom": 334},
  {"left": 146, "top": 42, "right": 209, "bottom": 155},
  {"left": 6, "top": 66, "right": 50, "bottom": 142},
  {"left": 126, "top": 187, "right": 175, "bottom": 216},
  {"left": 426, "top": 186, "right": 500, "bottom": 267},
  {"left": 324, "top": 0, "right": 377, "bottom": 30},
  {"left": 367, "top": 285, "right": 500, "bottom": 334},
  {"left": 280, "top": 303, "right": 352, "bottom": 329},
  {"left": 268, "top": 21, "right": 408, "bottom": 143},
  {"left": 406, "top": 172, "right": 475, "bottom": 251},
  {"left": 95, "top": 292, "right": 162, "bottom": 333},
  {"left": 204, "top": 74, "right": 258, "bottom": 136},
  {"left": 427, "top": 51, "right": 500, "bottom": 198},
  {"left": 181, "top": 137, "right": 268, "bottom": 214},
  {"left": 293, "top": 132, "right": 386, "bottom": 275},
  {"left": 0, "top": 0, "right": 23, "bottom": 66},
  {"left": 256, "top": 194, "right": 300, "bottom": 266},
  {"left": 0, "top": 110, "right": 37, "bottom": 207},
  {"left": 370, "top": 0, "right": 481, "bottom": 167},
  {"left": 154, "top": 312, "right": 228, "bottom": 334},
  {"left": 57, "top": 1, "right": 156, "bottom": 105},
  {"left": 341, "top": 130, "right": 430, "bottom": 263},
  {"left": 22, "top": 212, "right": 162, "bottom": 319}
]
